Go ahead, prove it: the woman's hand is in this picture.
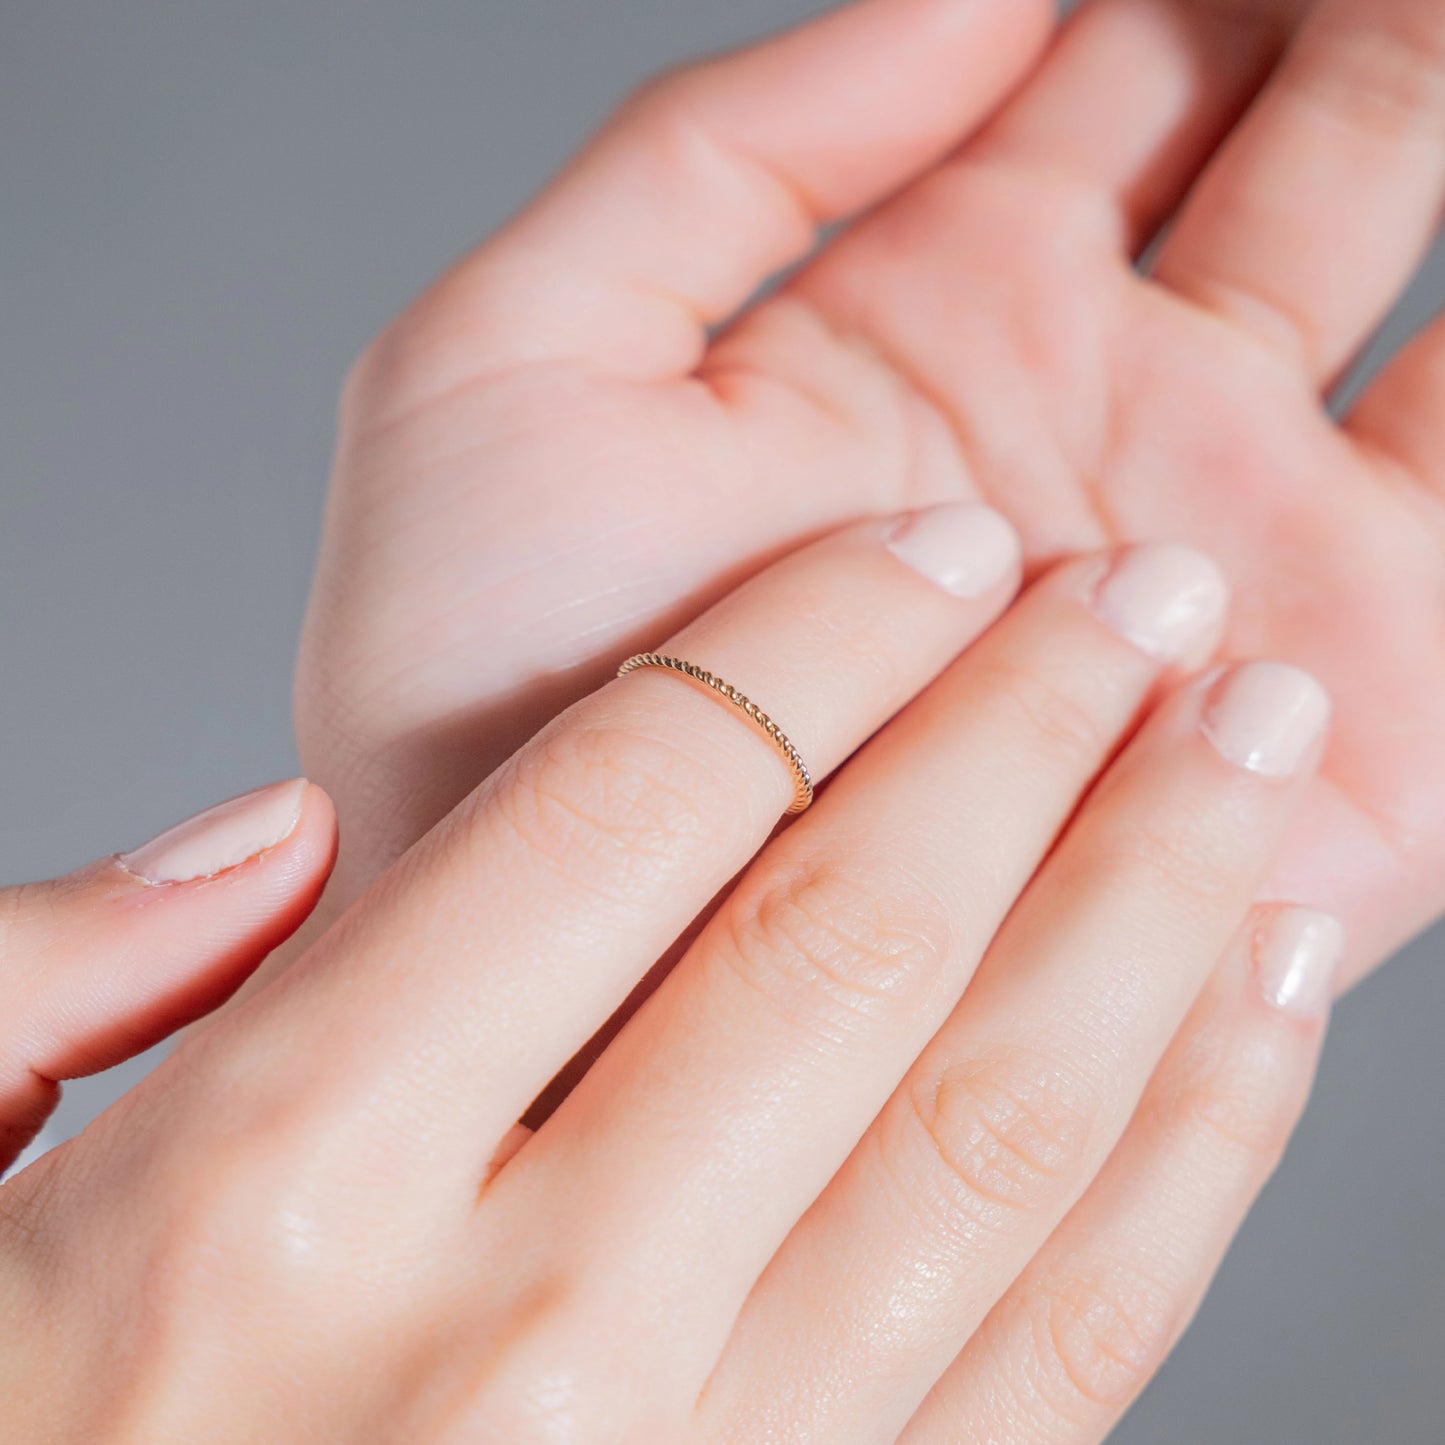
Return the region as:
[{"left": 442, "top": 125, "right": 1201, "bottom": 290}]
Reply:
[
  {"left": 292, "top": 0, "right": 1445, "bottom": 992},
  {"left": 2, "top": 514, "right": 1341, "bottom": 1441},
  {"left": 0, "top": 778, "right": 334, "bottom": 1170}
]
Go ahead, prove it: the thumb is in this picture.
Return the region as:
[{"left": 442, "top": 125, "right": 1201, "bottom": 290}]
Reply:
[{"left": 0, "top": 778, "right": 335, "bottom": 1170}]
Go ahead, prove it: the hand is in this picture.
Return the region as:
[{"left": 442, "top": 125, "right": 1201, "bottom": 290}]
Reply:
[
  {"left": 294, "top": 0, "right": 1445, "bottom": 989},
  {"left": 2, "top": 514, "right": 1342, "bottom": 1440},
  {"left": 0, "top": 778, "right": 334, "bottom": 1171}
]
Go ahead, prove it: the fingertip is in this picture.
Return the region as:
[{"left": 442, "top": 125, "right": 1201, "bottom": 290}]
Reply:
[
  {"left": 271, "top": 779, "right": 340, "bottom": 895},
  {"left": 116, "top": 777, "right": 312, "bottom": 887},
  {"left": 881, "top": 501, "right": 1023, "bottom": 601},
  {"left": 105, "top": 776, "right": 339, "bottom": 972},
  {"left": 0, "top": 780, "right": 340, "bottom": 1097},
  {"left": 1089, "top": 542, "right": 1231, "bottom": 671},
  {"left": 1247, "top": 904, "right": 1344, "bottom": 1020}
]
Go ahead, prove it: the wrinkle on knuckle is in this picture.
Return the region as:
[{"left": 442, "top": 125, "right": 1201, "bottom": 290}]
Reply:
[
  {"left": 1102, "top": 815, "right": 1240, "bottom": 913},
  {"left": 1149, "top": 1035, "right": 1307, "bottom": 1168},
  {"left": 903, "top": 1050, "right": 1099, "bottom": 1236},
  {"left": 1030, "top": 1259, "right": 1179, "bottom": 1415},
  {"left": 496, "top": 723, "right": 721, "bottom": 898},
  {"left": 712, "top": 858, "right": 955, "bottom": 1045},
  {"left": 973, "top": 656, "right": 1109, "bottom": 775},
  {"left": 619, "top": 66, "right": 821, "bottom": 238}
]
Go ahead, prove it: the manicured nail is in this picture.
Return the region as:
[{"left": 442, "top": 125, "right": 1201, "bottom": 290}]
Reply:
[
  {"left": 884, "top": 502, "right": 1022, "bottom": 598},
  {"left": 1091, "top": 543, "right": 1229, "bottom": 665},
  {"left": 1252, "top": 907, "right": 1345, "bottom": 1015},
  {"left": 119, "top": 779, "right": 307, "bottom": 885},
  {"left": 1201, "top": 662, "right": 1331, "bottom": 777}
]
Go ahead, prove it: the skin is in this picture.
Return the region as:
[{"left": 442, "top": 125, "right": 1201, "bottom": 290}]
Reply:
[
  {"left": 289, "top": 0, "right": 1445, "bottom": 994},
  {"left": 0, "top": 515, "right": 1338, "bottom": 1440},
  {"left": 3, "top": 0, "right": 1437, "bottom": 1436},
  {"left": 0, "top": 788, "right": 336, "bottom": 1171}
]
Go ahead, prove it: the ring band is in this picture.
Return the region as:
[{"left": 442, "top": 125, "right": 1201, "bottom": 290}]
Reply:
[{"left": 616, "top": 653, "right": 815, "bottom": 816}]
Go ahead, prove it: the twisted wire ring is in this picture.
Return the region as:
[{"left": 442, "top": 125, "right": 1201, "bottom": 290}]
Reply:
[{"left": 615, "top": 653, "right": 814, "bottom": 816}]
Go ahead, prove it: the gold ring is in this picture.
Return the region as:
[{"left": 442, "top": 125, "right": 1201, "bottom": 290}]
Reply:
[{"left": 616, "top": 653, "right": 814, "bottom": 816}]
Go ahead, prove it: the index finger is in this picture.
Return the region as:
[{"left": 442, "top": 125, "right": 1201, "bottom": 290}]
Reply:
[{"left": 184, "top": 503, "right": 1023, "bottom": 1189}]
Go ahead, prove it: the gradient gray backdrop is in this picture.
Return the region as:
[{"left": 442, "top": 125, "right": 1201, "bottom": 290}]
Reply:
[{"left": 3, "top": 3, "right": 1442, "bottom": 1439}]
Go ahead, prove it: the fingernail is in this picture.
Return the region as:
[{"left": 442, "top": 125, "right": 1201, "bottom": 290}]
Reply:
[
  {"left": 1091, "top": 543, "right": 1229, "bottom": 665},
  {"left": 1201, "top": 662, "right": 1331, "bottom": 777},
  {"left": 884, "top": 502, "right": 1022, "bottom": 598},
  {"left": 1252, "top": 907, "right": 1345, "bottom": 1015},
  {"left": 118, "top": 779, "right": 308, "bottom": 885}
]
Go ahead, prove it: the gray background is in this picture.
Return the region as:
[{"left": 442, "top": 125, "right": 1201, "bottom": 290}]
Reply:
[{"left": 2, "top": 2, "right": 1442, "bottom": 1439}]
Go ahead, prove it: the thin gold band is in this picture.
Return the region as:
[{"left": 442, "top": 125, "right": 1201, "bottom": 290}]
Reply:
[{"left": 616, "top": 653, "right": 814, "bottom": 816}]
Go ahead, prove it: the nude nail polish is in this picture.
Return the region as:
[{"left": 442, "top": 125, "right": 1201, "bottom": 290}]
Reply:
[
  {"left": 1092, "top": 543, "right": 1229, "bottom": 666},
  {"left": 1201, "top": 662, "right": 1331, "bottom": 777},
  {"left": 118, "top": 779, "right": 307, "bottom": 885},
  {"left": 884, "top": 503, "right": 1022, "bottom": 598},
  {"left": 1252, "top": 907, "right": 1345, "bottom": 1015}
]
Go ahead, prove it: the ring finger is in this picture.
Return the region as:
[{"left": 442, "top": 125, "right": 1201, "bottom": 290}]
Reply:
[{"left": 173, "top": 500, "right": 1024, "bottom": 1189}]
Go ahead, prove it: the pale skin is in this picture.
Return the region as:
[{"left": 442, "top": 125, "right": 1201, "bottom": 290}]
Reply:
[
  {"left": 2, "top": 512, "right": 1342, "bottom": 1440},
  {"left": 291, "top": 0, "right": 1445, "bottom": 985},
  {"left": 2, "top": 0, "right": 1442, "bottom": 1438}
]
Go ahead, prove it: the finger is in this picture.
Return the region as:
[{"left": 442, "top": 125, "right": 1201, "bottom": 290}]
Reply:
[
  {"left": 1153, "top": 0, "right": 1445, "bottom": 386},
  {"left": 351, "top": 0, "right": 1053, "bottom": 402},
  {"left": 0, "top": 780, "right": 334, "bottom": 1170},
  {"left": 902, "top": 906, "right": 1340, "bottom": 1444},
  {"left": 189, "top": 504, "right": 1024, "bottom": 1182},
  {"left": 1348, "top": 309, "right": 1445, "bottom": 521},
  {"left": 468, "top": 543, "right": 1231, "bottom": 1413},
  {"left": 972, "top": 0, "right": 1304, "bottom": 254},
  {"left": 705, "top": 661, "right": 1330, "bottom": 1442}
]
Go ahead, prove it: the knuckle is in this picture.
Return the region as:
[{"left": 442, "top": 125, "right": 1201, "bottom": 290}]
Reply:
[
  {"left": 712, "top": 856, "right": 956, "bottom": 1045},
  {"left": 618, "top": 64, "right": 694, "bottom": 124},
  {"left": 1029, "top": 1259, "right": 1178, "bottom": 1415},
  {"left": 339, "top": 306, "right": 437, "bottom": 427},
  {"left": 135, "top": 1104, "right": 361, "bottom": 1326},
  {"left": 616, "top": 57, "right": 730, "bottom": 140},
  {"left": 975, "top": 657, "right": 1110, "bottom": 775},
  {"left": 610, "top": 68, "right": 715, "bottom": 177},
  {"left": 448, "top": 1275, "right": 684, "bottom": 1443},
  {"left": 447, "top": 1292, "right": 593, "bottom": 1441},
  {"left": 1181, "top": 1080, "right": 1299, "bottom": 1168},
  {"left": 615, "top": 65, "right": 817, "bottom": 249},
  {"left": 337, "top": 274, "right": 509, "bottom": 436},
  {"left": 148, "top": 1135, "right": 312, "bottom": 1298},
  {"left": 1149, "top": 1033, "right": 1309, "bottom": 1169},
  {"left": 900, "top": 1050, "right": 1100, "bottom": 1237},
  {"left": 496, "top": 722, "right": 724, "bottom": 897},
  {"left": 1103, "top": 817, "right": 1240, "bottom": 911}
]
